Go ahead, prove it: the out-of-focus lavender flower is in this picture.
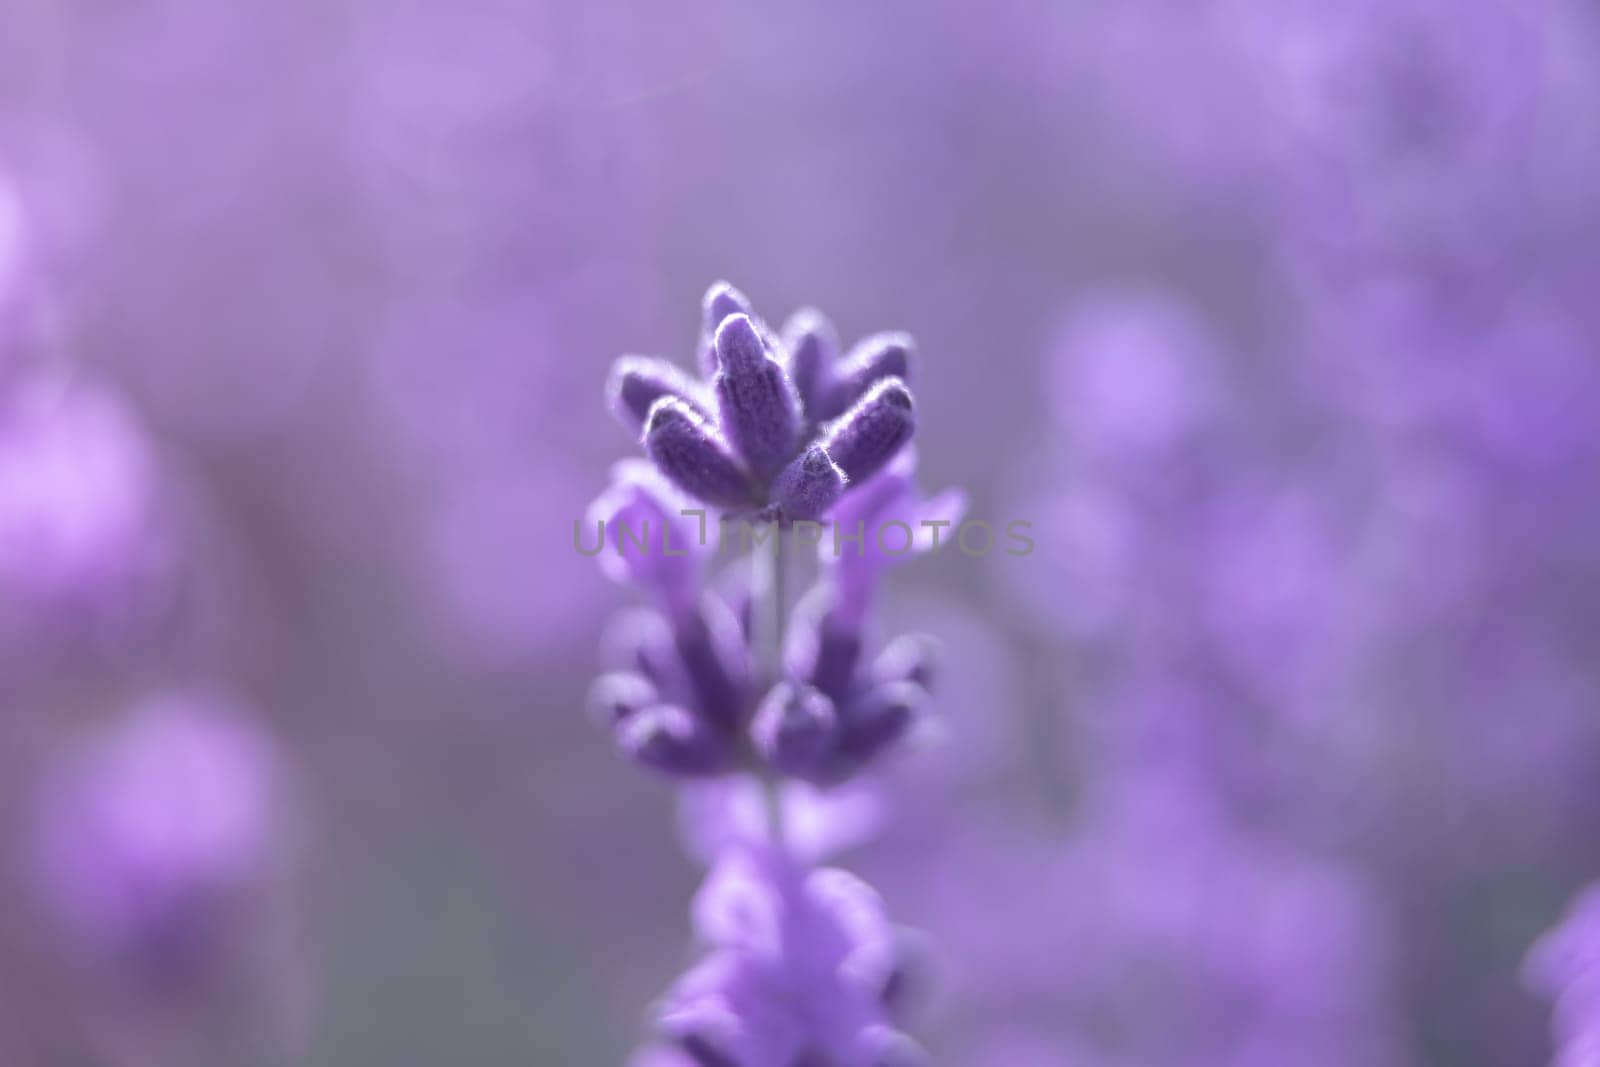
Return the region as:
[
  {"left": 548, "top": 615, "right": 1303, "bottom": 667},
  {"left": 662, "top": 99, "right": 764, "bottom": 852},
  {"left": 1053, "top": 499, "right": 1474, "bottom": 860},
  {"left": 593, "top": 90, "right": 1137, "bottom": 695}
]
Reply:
[
  {"left": 993, "top": 289, "right": 1225, "bottom": 646},
  {"left": 0, "top": 372, "right": 183, "bottom": 668},
  {"left": 589, "top": 585, "right": 752, "bottom": 777},
  {"left": 1046, "top": 288, "right": 1224, "bottom": 465},
  {"left": 30, "top": 692, "right": 285, "bottom": 978},
  {"left": 26, "top": 689, "right": 305, "bottom": 1067},
  {"left": 655, "top": 845, "right": 923, "bottom": 1067},
  {"left": 891, "top": 768, "right": 1405, "bottom": 1067},
  {"left": 1527, "top": 886, "right": 1600, "bottom": 1067},
  {"left": 774, "top": 591, "right": 935, "bottom": 787}
]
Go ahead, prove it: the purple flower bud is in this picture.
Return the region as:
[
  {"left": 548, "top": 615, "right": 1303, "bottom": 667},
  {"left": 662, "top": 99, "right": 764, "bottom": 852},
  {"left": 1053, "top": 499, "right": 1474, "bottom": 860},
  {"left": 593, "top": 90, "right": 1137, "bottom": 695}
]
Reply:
[
  {"left": 712, "top": 314, "right": 801, "bottom": 478},
  {"left": 698, "top": 280, "right": 757, "bottom": 376},
  {"left": 587, "top": 671, "right": 659, "bottom": 729},
  {"left": 643, "top": 398, "right": 757, "bottom": 510},
  {"left": 822, "top": 377, "right": 916, "bottom": 487},
  {"left": 781, "top": 307, "right": 840, "bottom": 420},
  {"left": 785, "top": 588, "right": 864, "bottom": 706},
  {"left": 772, "top": 444, "right": 846, "bottom": 521},
  {"left": 871, "top": 634, "right": 939, "bottom": 692},
  {"left": 599, "top": 608, "right": 682, "bottom": 689},
  {"left": 820, "top": 332, "right": 914, "bottom": 420},
  {"left": 658, "top": 848, "right": 909, "bottom": 1065},
  {"left": 837, "top": 681, "right": 923, "bottom": 770},
  {"left": 616, "top": 705, "right": 730, "bottom": 777},
  {"left": 752, "top": 682, "right": 838, "bottom": 776},
  {"left": 674, "top": 595, "right": 752, "bottom": 734},
  {"left": 608, "top": 355, "right": 708, "bottom": 436}
]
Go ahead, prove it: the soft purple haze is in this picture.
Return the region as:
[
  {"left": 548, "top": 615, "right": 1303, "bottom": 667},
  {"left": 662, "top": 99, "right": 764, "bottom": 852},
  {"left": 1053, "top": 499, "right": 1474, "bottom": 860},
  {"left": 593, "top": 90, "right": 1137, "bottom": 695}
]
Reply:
[{"left": 2, "top": 1, "right": 1599, "bottom": 1064}]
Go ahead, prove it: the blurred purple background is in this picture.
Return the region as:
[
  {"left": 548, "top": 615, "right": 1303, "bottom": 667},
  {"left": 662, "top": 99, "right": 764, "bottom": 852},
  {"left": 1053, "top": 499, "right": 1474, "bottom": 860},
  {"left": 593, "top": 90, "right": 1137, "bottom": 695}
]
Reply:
[{"left": 3, "top": 1, "right": 1600, "bottom": 1064}]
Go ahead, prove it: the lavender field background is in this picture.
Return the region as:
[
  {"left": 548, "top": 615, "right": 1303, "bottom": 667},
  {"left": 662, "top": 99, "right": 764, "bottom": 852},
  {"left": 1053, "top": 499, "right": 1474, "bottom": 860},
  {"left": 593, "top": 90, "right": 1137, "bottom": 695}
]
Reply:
[{"left": 3, "top": 1, "right": 1600, "bottom": 1064}]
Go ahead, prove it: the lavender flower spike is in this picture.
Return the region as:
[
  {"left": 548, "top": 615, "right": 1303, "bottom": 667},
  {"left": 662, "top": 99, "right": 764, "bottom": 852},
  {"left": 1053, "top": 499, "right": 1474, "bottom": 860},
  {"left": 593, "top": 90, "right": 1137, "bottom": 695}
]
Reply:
[
  {"left": 772, "top": 444, "right": 847, "bottom": 521},
  {"left": 822, "top": 377, "right": 916, "bottom": 486},
  {"left": 713, "top": 313, "right": 802, "bottom": 478},
  {"left": 644, "top": 396, "right": 758, "bottom": 509},
  {"left": 589, "top": 282, "right": 955, "bottom": 1060}
]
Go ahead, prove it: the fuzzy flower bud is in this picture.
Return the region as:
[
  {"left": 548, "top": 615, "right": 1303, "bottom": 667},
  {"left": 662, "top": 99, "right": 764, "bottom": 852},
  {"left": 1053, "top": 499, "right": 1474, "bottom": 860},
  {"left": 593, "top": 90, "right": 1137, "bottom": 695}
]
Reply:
[
  {"left": 643, "top": 397, "right": 757, "bottom": 510},
  {"left": 772, "top": 444, "right": 847, "bottom": 521},
  {"left": 822, "top": 378, "right": 916, "bottom": 487},
  {"left": 871, "top": 634, "right": 939, "bottom": 692},
  {"left": 608, "top": 355, "right": 709, "bottom": 436},
  {"left": 820, "top": 332, "right": 914, "bottom": 421},
  {"left": 752, "top": 682, "right": 838, "bottom": 777},
  {"left": 781, "top": 307, "right": 840, "bottom": 420},
  {"left": 698, "top": 280, "right": 758, "bottom": 377},
  {"left": 713, "top": 313, "right": 802, "bottom": 479},
  {"left": 617, "top": 705, "right": 731, "bottom": 777},
  {"left": 587, "top": 671, "right": 660, "bottom": 729}
]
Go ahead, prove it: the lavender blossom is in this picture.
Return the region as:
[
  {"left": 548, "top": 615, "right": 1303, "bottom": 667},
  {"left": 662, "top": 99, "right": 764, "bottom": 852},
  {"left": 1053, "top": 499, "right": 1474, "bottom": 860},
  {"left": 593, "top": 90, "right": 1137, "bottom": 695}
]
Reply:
[
  {"left": 608, "top": 281, "right": 919, "bottom": 521},
  {"left": 773, "top": 591, "right": 933, "bottom": 787},
  {"left": 586, "top": 460, "right": 709, "bottom": 613},
  {"left": 611, "top": 355, "right": 712, "bottom": 434},
  {"left": 588, "top": 283, "right": 956, "bottom": 1061},
  {"left": 820, "top": 379, "right": 916, "bottom": 488},
  {"left": 25, "top": 690, "right": 304, "bottom": 1067},
  {"left": 29, "top": 693, "right": 286, "bottom": 975},
  {"left": 779, "top": 308, "right": 839, "bottom": 421},
  {"left": 0, "top": 372, "right": 183, "bottom": 668},
  {"left": 655, "top": 846, "right": 924, "bottom": 1067},
  {"left": 644, "top": 398, "right": 760, "bottom": 511},
  {"left": 771, "top": 445, "right": 847, "bottom": 523},
  {"left": 713, "top": 314, "right": 802, "bottom": 479},
  {"left": 699, "top": 280, "right": 760, "bottom": 377},
  {"left": 816, "top": 333, "right": 914, "bottom": 422}
]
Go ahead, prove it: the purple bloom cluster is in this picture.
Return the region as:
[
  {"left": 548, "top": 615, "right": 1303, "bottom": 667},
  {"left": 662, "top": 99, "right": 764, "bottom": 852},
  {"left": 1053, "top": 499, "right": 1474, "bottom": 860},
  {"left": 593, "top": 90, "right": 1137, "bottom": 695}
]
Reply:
[
  {"left": 588, "top": 282, "right": 950, "bottom": 1064},
  {"left": 607, "top": 282, "right": 915, "bottom": 521}
]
